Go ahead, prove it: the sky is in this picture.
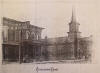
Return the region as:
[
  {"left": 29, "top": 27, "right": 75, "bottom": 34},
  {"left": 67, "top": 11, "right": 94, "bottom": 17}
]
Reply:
[{"left": 1, "top": 0, "right": 100, "bottom": 39}]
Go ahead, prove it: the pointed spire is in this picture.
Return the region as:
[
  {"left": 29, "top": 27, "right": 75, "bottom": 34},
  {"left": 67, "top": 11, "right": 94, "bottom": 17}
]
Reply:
[{"left": 71, "top": 7, "right": 76, "bottom": 22}]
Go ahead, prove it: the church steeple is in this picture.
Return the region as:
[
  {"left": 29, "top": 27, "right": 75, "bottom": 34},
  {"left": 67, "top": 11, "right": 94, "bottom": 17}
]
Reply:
[
  {"left": 68, "top": 7, "right": 80, "bottom": 32},
  {"left": 71, "top": 7, "right": 76, "bottom": 22},
  {"left": 68, "top": 8, "right": 81, "bottom": 41},
  {"left": 67, "top": 8, "right": 81, "bottom": 59}
]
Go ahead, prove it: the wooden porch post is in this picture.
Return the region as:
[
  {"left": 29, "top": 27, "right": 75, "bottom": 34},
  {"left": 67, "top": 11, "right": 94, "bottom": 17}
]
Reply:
[
  {"left": 19, "top": 44, "right": 21, "bottom": 63},
  {"left": 19, "top": 26, "right": 22, "bottom": 64}
]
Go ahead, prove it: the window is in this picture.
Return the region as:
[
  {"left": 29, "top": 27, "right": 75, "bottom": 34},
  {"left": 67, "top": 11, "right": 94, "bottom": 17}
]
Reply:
[
  {"left": 26, "top": 31, "right": 30, "bottom": 39},
  {"left": 3, "top": 26, "right": 8, "bottom": 41},
  {"left": 36, "top": 34, "right": 39, "bottom": 40},
  {"left": 8, "top": 29, "right": 15, "bottom": 41},
  {"left": 15, "top": 30, "right": 20, "bottom": 42},
  {"left": 30, "top": 32, "right": 35, "bottom": 40}
]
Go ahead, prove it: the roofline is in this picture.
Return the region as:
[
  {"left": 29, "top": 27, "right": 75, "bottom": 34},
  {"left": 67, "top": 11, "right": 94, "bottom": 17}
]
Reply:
[
  {"left": 3, "top": 17, "right": 45, "bottom": 29},
  {"left": 30, "top": 25, "right": 45, "bottom": 29},
  {"left": 3, "top": 17, "right": 26, "bottom": 23}
]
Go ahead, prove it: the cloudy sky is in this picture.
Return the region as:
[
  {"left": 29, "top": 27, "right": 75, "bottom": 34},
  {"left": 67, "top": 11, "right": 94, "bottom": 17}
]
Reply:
[{"left": 1, "top": 0, "right": 100, "bottom": 39}]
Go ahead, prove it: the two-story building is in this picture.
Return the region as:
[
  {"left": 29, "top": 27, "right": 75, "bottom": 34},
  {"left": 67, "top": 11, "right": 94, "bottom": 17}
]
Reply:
[{"left": 2, "top": 17, "right": 44, "bottom": 62}]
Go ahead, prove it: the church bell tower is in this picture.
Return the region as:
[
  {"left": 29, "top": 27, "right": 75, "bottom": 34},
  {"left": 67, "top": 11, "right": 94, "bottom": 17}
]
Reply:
[
  {"left": 68, "top": 8, "right": 81, "bottom": 41},
  {"left": 68, "top": 8, "right": 81, "bottom": 59}
]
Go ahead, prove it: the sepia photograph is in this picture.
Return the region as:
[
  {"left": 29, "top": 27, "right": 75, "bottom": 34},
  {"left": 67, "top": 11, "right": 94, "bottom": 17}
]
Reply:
[
  {"left": 2, "top": 10, "right": 92, "bottom": 64},
  {"left": 0, "top": 0, "right": 100, "bottom": 73}
]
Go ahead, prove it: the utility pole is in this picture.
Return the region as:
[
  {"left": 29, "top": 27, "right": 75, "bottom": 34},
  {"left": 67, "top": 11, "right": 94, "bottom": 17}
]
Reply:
[{"left": 19, "top": 24, "right": 23, "bottom": 64}]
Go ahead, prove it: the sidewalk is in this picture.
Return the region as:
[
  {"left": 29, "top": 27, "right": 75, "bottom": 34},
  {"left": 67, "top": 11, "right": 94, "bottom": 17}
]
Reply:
[{"left": 2, "top": 59, "right": 90, "bottom": 65}]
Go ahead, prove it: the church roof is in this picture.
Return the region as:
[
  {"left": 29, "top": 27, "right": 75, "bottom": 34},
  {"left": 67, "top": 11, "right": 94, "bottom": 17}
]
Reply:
[
  {"left": 42, "top": 36, "right": 71, "bottom": 45},
  {"left": 79, "top": 36, "right": 92, "bottom": 42}
]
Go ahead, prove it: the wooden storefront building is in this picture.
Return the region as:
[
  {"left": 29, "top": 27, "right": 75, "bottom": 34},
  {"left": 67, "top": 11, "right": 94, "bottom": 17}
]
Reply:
[{"left": 2, "top": 17, "right": 44, "bottom": 62}]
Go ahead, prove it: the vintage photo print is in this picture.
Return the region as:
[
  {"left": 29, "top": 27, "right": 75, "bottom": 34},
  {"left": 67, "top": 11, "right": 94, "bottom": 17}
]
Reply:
[{"left": 0, "top": 0, "right": 100, "bottom": 73}]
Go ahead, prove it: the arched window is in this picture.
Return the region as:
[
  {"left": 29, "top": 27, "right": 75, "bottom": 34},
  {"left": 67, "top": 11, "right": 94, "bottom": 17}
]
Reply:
[
  {"left": 30, "top": 32, "right": 35, "bottom": 40},
  {"left": 36, "top": 34, "right": 39, "bottom": 40},
  {"left": 26, "top": 31, "right": 30, "bottom": 39},
  {"left": 3, "top": 26, "right": 8, "bottom": 41}
]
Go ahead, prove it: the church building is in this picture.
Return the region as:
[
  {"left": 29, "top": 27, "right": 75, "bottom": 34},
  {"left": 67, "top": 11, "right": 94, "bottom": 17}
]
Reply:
[{"left": 41, "top": 10, "right": 92, "bottom": 61}]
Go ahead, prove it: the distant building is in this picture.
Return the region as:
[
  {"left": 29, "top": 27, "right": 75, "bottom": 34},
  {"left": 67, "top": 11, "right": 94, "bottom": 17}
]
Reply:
[{"left": 41, "top": 10, "right": 92, "bottom": 61}]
